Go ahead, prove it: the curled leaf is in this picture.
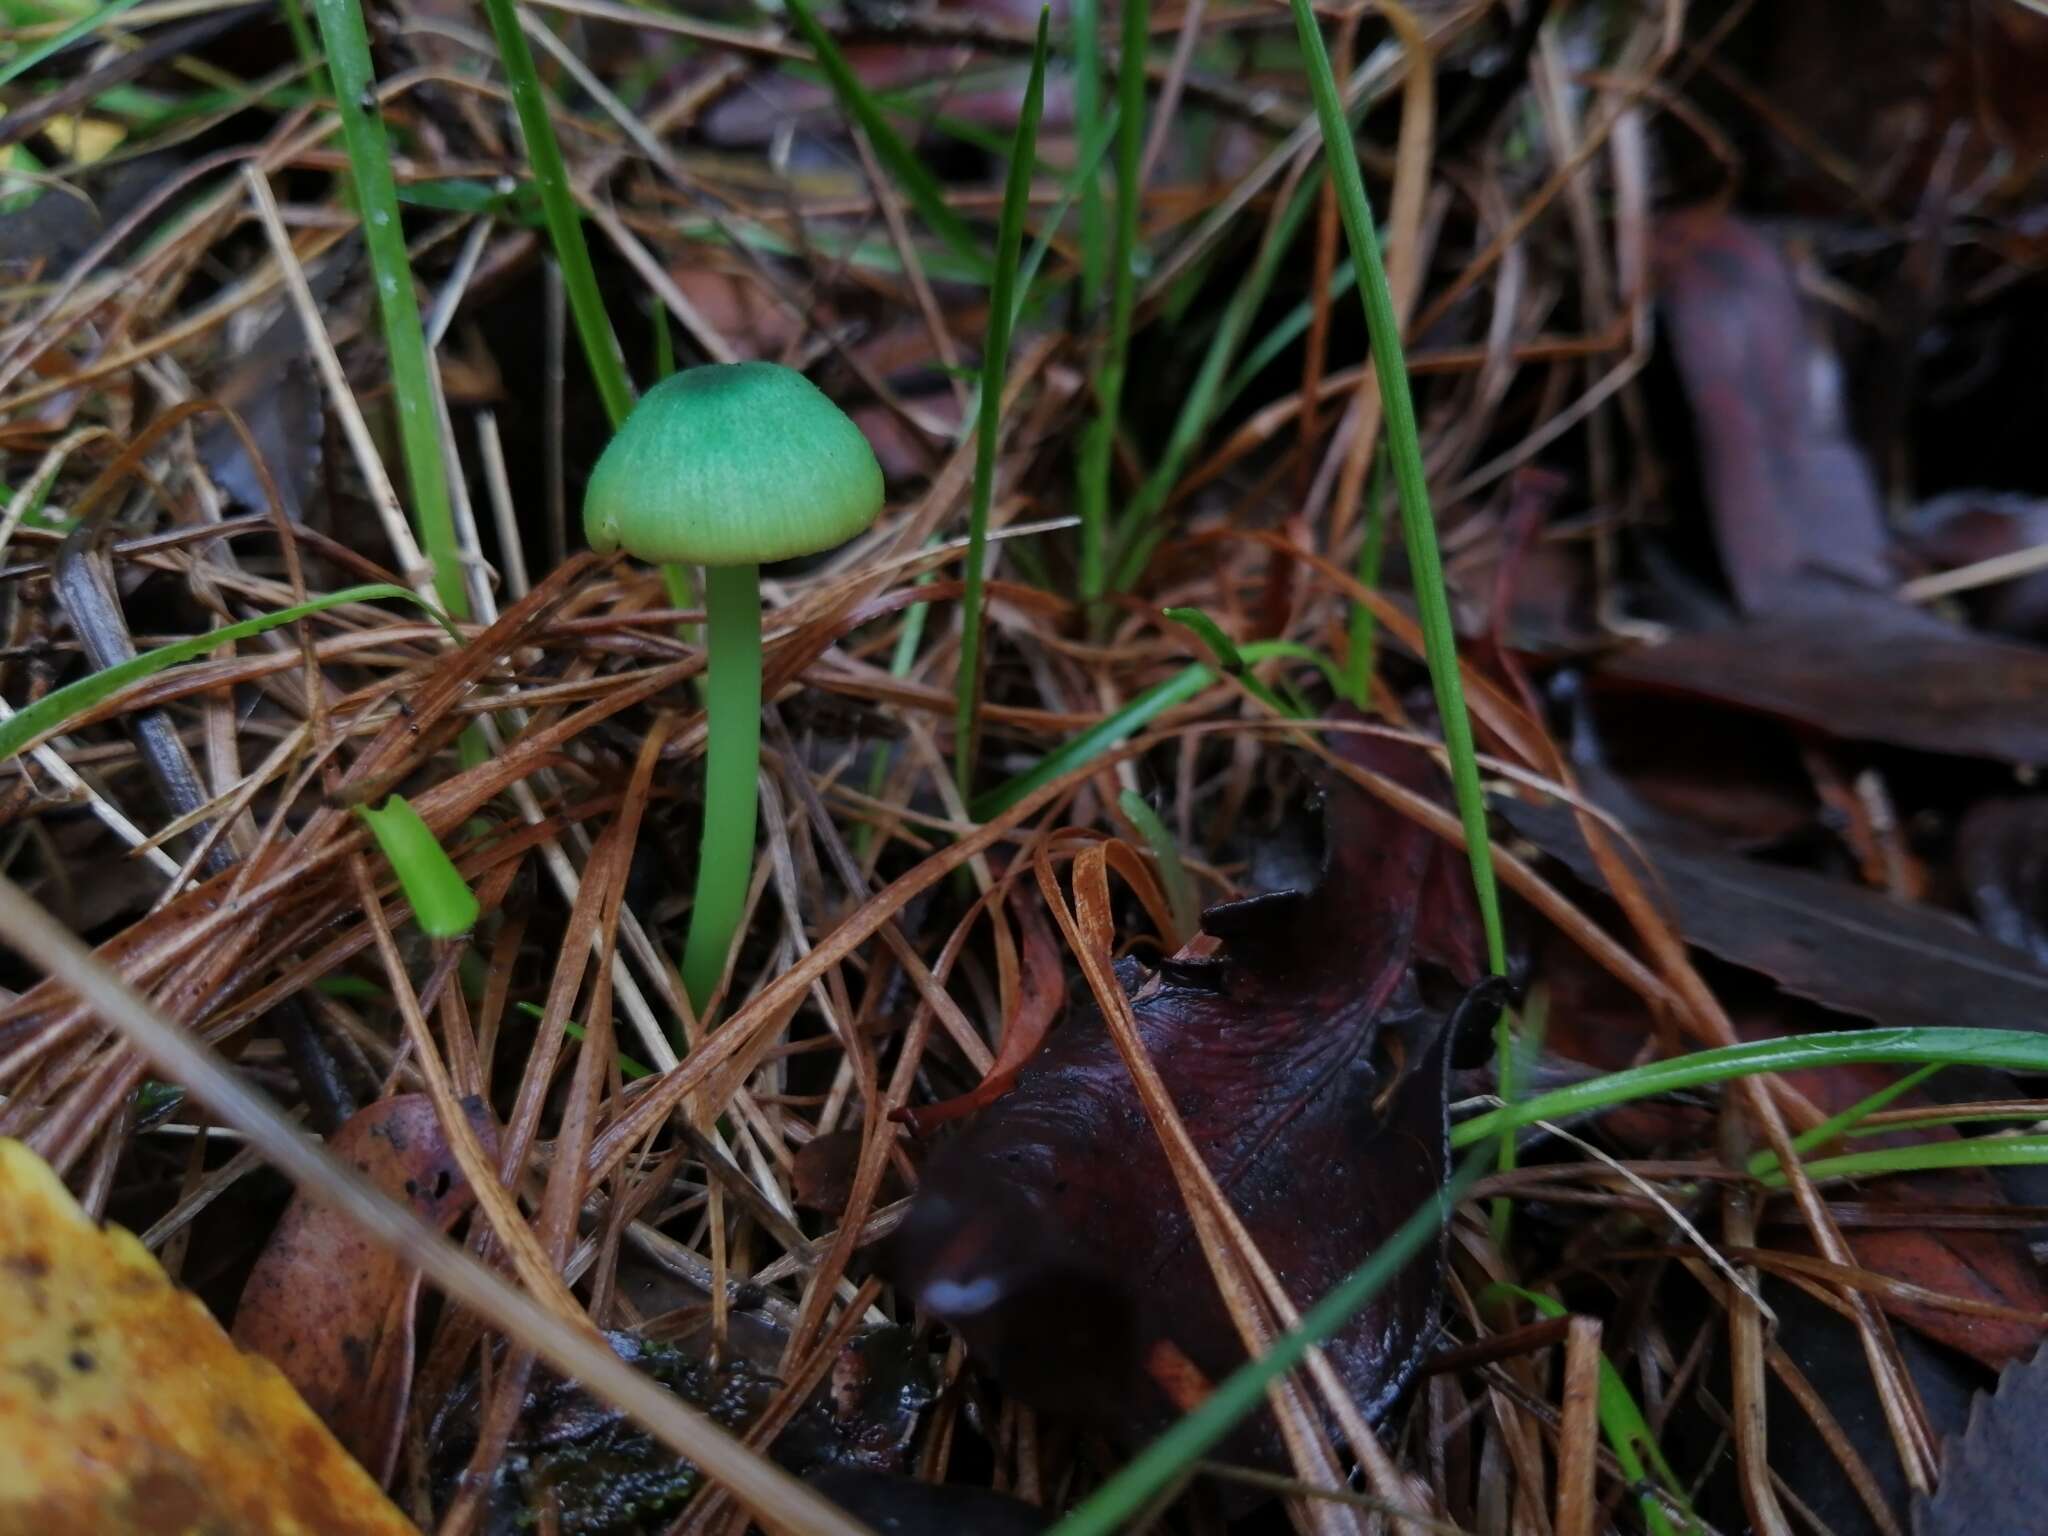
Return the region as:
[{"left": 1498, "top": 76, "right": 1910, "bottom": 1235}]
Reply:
[
  {"left": 889, "top": 735, "right": 1487, "bottom": 1462},
  {"left": 234, "top": 1093, "right": 499, "bottom": 1484}
]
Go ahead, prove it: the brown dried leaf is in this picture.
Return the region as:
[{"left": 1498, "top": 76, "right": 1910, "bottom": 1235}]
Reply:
[
  {"left": 1653, "top": 209, "right": 1892, "bottom": 612},
  {"left": 0, "top": 1137, "right": 418, "bottom": 1534},
  {"left": 1503, "top": 796, "right": 2048, "bottom": 1033},
  {"left": 1599, "top": 585, "right": 2048, "bottom": 764},
  {"left": 233, "top": 1093, "right": 499, "bottom": 1484}
]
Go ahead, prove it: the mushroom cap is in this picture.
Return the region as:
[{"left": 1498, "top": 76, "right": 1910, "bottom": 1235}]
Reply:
[{"left": 583, "top": 362, "right": 884, "bottom": 566}]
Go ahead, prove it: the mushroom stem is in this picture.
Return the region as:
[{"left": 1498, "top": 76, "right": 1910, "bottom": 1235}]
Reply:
[{"left": 680, "top": 561, "right": 762, "bottom": 1015}]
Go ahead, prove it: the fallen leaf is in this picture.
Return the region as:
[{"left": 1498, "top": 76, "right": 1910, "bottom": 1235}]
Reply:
[
  {"left": 0, "top": 1137, "right": 418, "bottom": 1534},
  {"left": 233, "top": 1093, "right": 499, "bottom": 1485},
  {"left": 1502, "top": 796, "right": 2048, "bottom": 1033},
  {"left": 1653, "top": 209, "right": 1892, "bottom": 612},
  {"left": 1902, "top": 492, "right": 2048, "bottom": 638},
  {"left": 794, "top": 1127, "right": 908, "bottom": 1218},
  {"left": 1598, "top": 584, "right": 2048, "bottom": 763},
  {"left": 1914, "top": 1342, "right": 2048, "bottom": 1536},
  {"left": 197, "top": 241, "right": 353, "bottom": 522},
  {"left": 1955, "top": 798, "right": 2048, "bottom": 971},
  {"left": 888, "top": 733, "right": 1488, "bottom": 1462}
]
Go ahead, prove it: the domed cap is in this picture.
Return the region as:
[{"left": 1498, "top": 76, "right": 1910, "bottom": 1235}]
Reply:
[{"left": 583, "top": 362, "right": 885, "bottom": 566}]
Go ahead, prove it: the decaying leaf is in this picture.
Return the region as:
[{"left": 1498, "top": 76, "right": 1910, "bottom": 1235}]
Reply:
[
  {"left": 0, "top": 1137, "right": 418, "bottom": 1535},
  {"left": 1503, "top": 797, "right": 2048, "bottom": 1034},
  {"left": 233, "top": 1093, "right": 499, "bottom": 1485},
  {"left": 1598, "top": 584, "right": 2048, "bottom": 764},
  {"left": 1914, "top": 1343, "right": 2048, "bottom": 1536},
  {"left": 889, "top": 734, "right": 1489, "bottom": 1462},
  {"left": 1653, "top": 209, "right": 1892, "bottom": 612}
]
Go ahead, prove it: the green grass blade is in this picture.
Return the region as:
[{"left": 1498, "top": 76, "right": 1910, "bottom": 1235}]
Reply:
[
  {"left": 1344, "top": 445, "right": 1389, "bottom": 708},
  {"left": 480, "top": 0, "right": 634, "bottom": 429},
  {"left": 1452, "top": 1027, "right": 2048, "bottom": 1150},
  {"left": 953, "top": 10, "right": 1048, "bottom": 802},
  {"left": 1219, "top": 257, "right": 1356, "bottom": 409},
  {"left": 276, "top": 0, "right": 320, "bottom": 79},
  {"left": 1075, "top": 0, "right": 1148, "bottom": 604},
  {"left": 357, "top": 793, "right": 480, "bottom": 938},
  {"left": 1492, "top": 1287, "right": 1691, "bottom": 1535},
  {"left": 968, "top": 639, "right": 1344, "bottom": 821},
  {"left": 0, "top": 584, "right": 449, "bottom": 764},
  {"left": 781, "top": 0, "right": 988, "bottom": 276},
  {"left": 1117, "top": 790, "right": 1198, "bottom": 942},
  {"left": 1162, "top": 605, "right": 1299, "bottom": 717},
  {"left": 1070, "top": 0, "right": 1106, "bottom": 310},
  {"left": 1767, "top": 1135, "right": 2048, "bottom": 1187},
  {"left": 1049, "top": 1150, "right": 1491, "bottom": 1536},
  {"left": 973, "top": 663, "right": 1208, "bottom": 822},
  {"left": 1746, "top": 1062, "right": 1941, "bottom": 1179},
  {"left": 308, "top": 0, "right": 469, "bottom": 619},
  {"left": 1286, "top": 0, "right": 1504, "bottom": 978},
  {"left": 1107, "top": 169, "right": 1324, "bottom": 590},
  {"left": 517, "top": 1002, "right": 654, "bottom": 1080},
  {"left": 0, "top": 0, "right": 148, "bottom": 88}
]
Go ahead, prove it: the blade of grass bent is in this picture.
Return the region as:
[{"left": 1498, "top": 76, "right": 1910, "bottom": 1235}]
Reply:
[
  {"left": 1286, "top": 0, "right": 1503, "bottom": 976},
  {"left": 308, "top": 0, "right": 469, "bottom": 619},
  {"left": 1452, "top": 1027, "right": 2048, "bottom": 1149},
  {"left": 953, "top": 11, "right": 1048, "bottom": 802}
]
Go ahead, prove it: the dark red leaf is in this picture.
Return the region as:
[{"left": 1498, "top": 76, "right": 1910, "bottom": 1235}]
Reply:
[
  {"left": 1503, "top": 796, "right": 2048, "bottom": 1033},
  {"left": 1598, "top": 584, "right": 2048, "bottom": 763},
  {"left": 232, "top": 1092, "right": 498, "bottom": 1485},
  {"left": 794, "top": 1128, "right": 908, "bottom": 1218},
  {"left": 1653, "top": 209, "right": 1892, "bottom": 612},
  {"left": 887, "top": 734, "right": 1487, "bottom": 1463}
]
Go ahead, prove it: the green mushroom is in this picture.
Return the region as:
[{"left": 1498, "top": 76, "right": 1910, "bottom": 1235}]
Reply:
[{"left": 585, "top": 362, "right": 884, "bottom": 1015}]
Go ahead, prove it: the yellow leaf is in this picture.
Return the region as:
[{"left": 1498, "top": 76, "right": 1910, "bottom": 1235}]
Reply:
[
  {"left": 0, "top": 1138, "right": 421, "bottom": 1535},
  {"left": 41, "top": 114, "right": 125, "bottom": 163}
]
